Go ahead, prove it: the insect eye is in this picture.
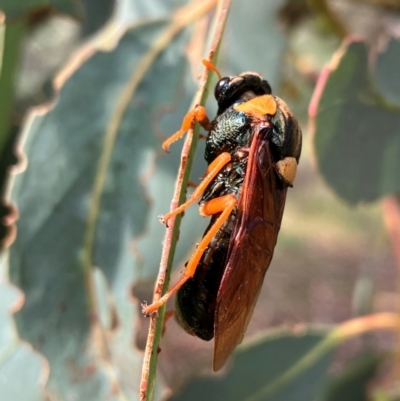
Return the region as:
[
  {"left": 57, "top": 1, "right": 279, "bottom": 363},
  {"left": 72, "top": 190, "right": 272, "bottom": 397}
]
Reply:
[{"left": 214, "top": 77, "right": 230, "bottom": 100}]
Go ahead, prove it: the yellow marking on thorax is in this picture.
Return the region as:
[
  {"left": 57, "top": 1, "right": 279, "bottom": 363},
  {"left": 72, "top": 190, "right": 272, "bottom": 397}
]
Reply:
[
  {"left": 276, "top": 157, "right": 297, "bottom": 187},
  {"left": 233, "top": 95, "right": 277, "bottom": 118}
]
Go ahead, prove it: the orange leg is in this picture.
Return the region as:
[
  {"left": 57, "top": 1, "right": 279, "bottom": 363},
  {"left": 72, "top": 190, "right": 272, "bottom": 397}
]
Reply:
[
  {"left": 162, "top": 106, "right": 212, "bottom": 152},
  {"left": 160, "top": 152, "right": 231, "bottom": 225},
  {"left": 143, "top": 194, "right": 237, "bottom": 315}
]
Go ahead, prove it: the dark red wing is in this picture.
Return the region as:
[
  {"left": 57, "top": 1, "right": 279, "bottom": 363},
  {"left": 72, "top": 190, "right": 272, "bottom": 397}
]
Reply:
[{"left": 213, "top": 125, "right": 288, "bottom": 371}]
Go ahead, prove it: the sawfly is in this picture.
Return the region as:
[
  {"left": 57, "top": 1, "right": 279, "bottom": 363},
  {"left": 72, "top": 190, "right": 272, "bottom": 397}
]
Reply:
[{"left": 143, "top": 60, "right": 302, "bottom": 371}]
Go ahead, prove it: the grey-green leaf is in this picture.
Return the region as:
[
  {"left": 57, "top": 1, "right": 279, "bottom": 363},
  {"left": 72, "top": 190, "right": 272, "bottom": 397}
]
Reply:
[
  {"left": 168, "top": 330, "right": 332, "bottom": 401},
  {"left": 320, "top": 352, "right": 384, "bottom": 401},
  {"left": 9, "top": 20, "right": 193, "bottom": 401},
  {"left": 313, "top": 39, "right": 400, "bottom": 204},
  {"left": 0, "top": 0, "right": 80, "bottom": 20},
  {"left": 374, "top": 38, "right": 400, "bottom": 106},
  {"left": 0, "top": 281, "right": 48, "bottom": 401}
]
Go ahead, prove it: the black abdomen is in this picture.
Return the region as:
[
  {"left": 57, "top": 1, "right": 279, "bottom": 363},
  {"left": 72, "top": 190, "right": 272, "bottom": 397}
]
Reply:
[
  {"left": 175, "top": 214, "right": 235, "bottom": 340},
  {"left": 175, "top": 104, "right": 249, "bottom": 340}
]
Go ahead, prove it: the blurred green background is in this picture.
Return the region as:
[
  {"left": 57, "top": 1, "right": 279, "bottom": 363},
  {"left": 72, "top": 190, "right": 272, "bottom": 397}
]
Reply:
[{"left": 1, "top": 0, "right": 400, "bottom": 400}]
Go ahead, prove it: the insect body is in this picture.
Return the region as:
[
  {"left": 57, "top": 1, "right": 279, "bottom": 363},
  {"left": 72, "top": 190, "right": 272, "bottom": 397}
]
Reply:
[{"left": 143, "top": 61, "right": 302, "bottom": 371}]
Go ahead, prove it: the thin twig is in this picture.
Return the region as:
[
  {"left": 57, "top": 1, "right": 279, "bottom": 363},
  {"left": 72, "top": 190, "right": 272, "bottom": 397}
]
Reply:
[
  {"left": 80, "top": 0, "right": 216, "bottom": 396},
  {"left": 139, "top": 1, "right": 232, "bottom": 400}
]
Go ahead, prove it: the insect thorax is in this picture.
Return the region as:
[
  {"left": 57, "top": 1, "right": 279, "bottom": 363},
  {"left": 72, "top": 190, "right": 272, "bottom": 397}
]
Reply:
[{"left": 204, "top": 108, "right": 251, "bottom": 163}]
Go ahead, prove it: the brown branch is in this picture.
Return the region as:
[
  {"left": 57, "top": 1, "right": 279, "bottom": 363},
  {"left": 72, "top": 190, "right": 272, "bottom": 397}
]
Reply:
[{"left": 139, "top": 1, "right": 232, "bottom": 400}]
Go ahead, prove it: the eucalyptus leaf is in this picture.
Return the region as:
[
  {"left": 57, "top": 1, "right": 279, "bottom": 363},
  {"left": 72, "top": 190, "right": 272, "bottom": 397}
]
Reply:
[
  {"left": 374, "top": 38, "right": 400, "bottom": 106},
  {"left": 221, "top": 0, "right": 287, "bottom": 89},
  {"left": 313, "top": 39, "right": 400, "bottom": 203},
  {"left": 0, "top": 0, "right": 80, "bottom": 20},
  {"left": 168, "top": 330, "right": 332, "bottom": 401},
  {"left": 0, "top": 281, "right": 47, "bottom": 401},
  {"left": 9, "top": 20, "right": 193, "bottom": 401},
  {"left": 320, "top": 352, "right": 384, "bottom": 401}
]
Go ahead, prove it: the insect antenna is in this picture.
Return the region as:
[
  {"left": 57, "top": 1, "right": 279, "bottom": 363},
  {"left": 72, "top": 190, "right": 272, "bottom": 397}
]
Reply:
[{"left": 202, "top": 59, "right": 222, "bottom": 79}]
